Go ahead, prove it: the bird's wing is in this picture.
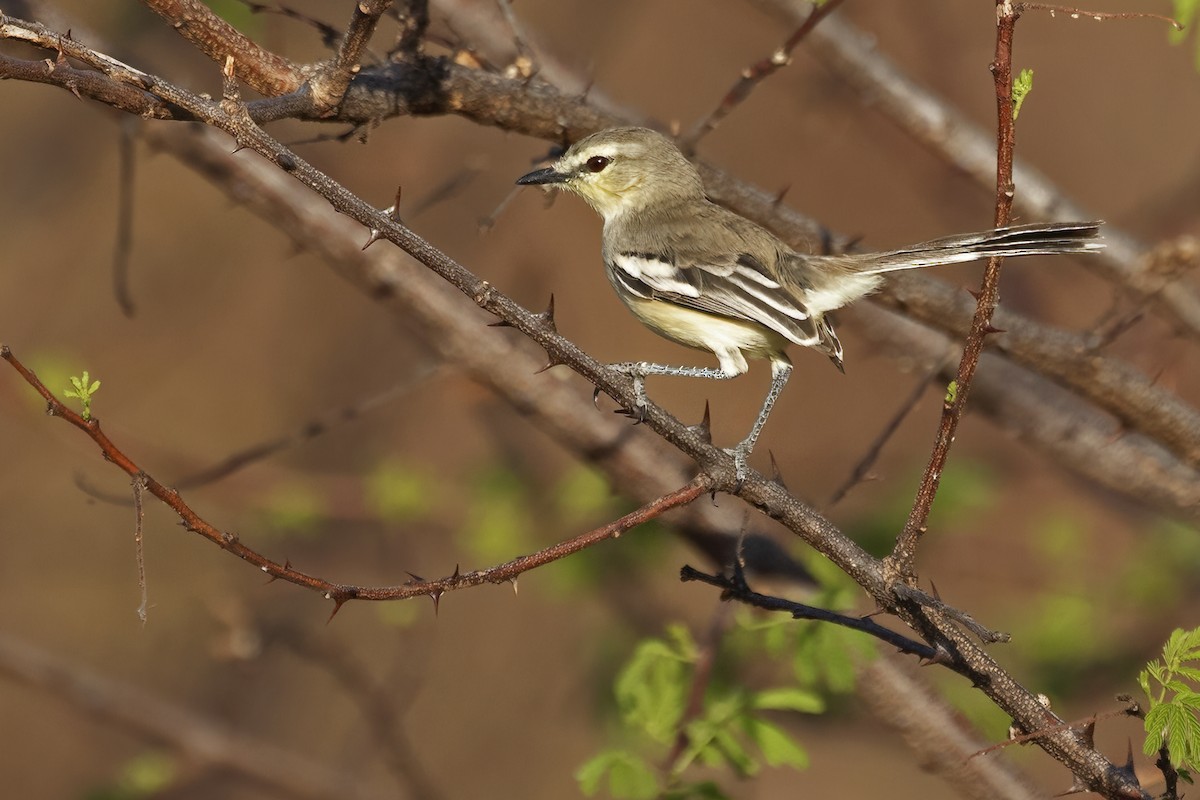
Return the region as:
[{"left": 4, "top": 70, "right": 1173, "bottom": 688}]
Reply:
[{"left": 608, "top": 248, "right": 823, "bottom": 348}]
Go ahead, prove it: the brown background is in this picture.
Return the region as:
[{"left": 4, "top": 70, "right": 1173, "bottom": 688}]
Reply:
[{"left": 2, "top": 1, "right": 1198, "bottom": 797}]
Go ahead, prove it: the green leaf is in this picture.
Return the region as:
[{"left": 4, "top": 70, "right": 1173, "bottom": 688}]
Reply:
[
  {"left": 576, "top": 751, "right": 659, "bottom": 799},
  {"left": 614, "top": 638, "right": 689, "bottom": 743},
  {"left": 364, "top": 459, "right": 435, "bottom": 523},
  {"left": 744, "top": 719, "right": 809, "bottom": 769},
  {"left": 1171, "top": 0, "right": 1200, "bottom": 70},
  {"left": 706, "top": 724, "right": 756, "bottom": 776},
  {"left": 260, "top": 482, "right": 326, "bottom": 535},
  {"left": 1145, "top": 703, "right": 1170, "bottom": 756},
  {"left": 944, "top": 379, "right": 958, "bottom": 406},
  {"left": 752, "top": 687, "right": 825, "bottom": 714},
  {"left": 459, "top": 465, "right": 533, "bottom": 562},
  {"left": 1011, "top": 68, "right": 1034, "bottom": 120},
  {"left": 1166, "top": 703, "right": 1200, "bottom": 767},
  {"left": 554, "top": 465, "right": 617, "bottom": 522}
]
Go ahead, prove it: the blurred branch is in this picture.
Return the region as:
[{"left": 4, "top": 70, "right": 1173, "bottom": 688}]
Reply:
[
  {"left": 754, "top": 0, "right": 1200, "bottom": 338},
  {"left": 824, "top": 359, "right": 945, "bottom": 510},
  {"left": 854, "top": 304, "right": 1200, "bottom": 519},
  {"left": 77, "top": 365, "right": 442, "bottom": 503},
  {"left": 858, "top": 658, "right": 1043, "bottom": 800},
  {"left": 0, "top": 631, "right": 395, "bottom": 800},
  {"left": 883, "top": 272, "right": 1200, "bottom": 470},
  {"left": 270, "top": 624, "right": 445, "bottom": 800},
  {"left": 678, "top": 0, "right": 845, "bottom": 153},
  {"left": 112, "top": 118, "right": 138, "bottom": 316}
]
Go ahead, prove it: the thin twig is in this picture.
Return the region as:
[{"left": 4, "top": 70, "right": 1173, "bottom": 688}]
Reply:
[
  {"left": 825, "top": 360, "right": 945, "bottom": 510},
  {"left": 235, "top": 0, "right": 342, "bottom": 49},
  {"left": 679, "top": 0, "right": 844, "bottom": 153},
  {"left": 495, "top": 0, "right": 535, "bottom": 79},
  {"left": 680, "top": 565, "right": 937, "bottom": 660},
  {"left": 888, "top": 2, "right": 1023, "bottom": 580},
  {"left": 3, "top": 341, "right": 710, "bottom": 609},
  {"left": 271, "top": 626, "right": 446, "bottom": 799},
  {"left": 132, "top": 473, "right": 148, "bottom": 624},
  {"left": 663, "top": 603, "right": 732, "bottom": 773},
  {"left": 76, "top": 366, "right": 440, "bottom": 503},
  {"left": 1020, "top": 3, "right": 1182, "bottom": 29},
  {"left": 969, "top": 703, "right": 1137, "bottom": 760},
  {"left": 112, "top": 118, "right": 137, "bottom": 317},
  {"left": 880, "top": 273, "right": 1200, "bottom": 469}
]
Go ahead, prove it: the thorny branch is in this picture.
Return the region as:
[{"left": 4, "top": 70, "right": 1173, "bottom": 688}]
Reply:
[
  {"left": 0, "top": 5, "right": 1183, "bottom": 797},
  {"left": 0, "top": 344, "right": 710, "bottom": 611},
  {"left": 889, "top": 2, "right": 1024, "bottom": 579}
]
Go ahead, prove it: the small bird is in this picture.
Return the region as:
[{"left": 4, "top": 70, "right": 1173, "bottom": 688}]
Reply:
[{"left": 517, "top": 127, "right": 1102, "bottom": 480}]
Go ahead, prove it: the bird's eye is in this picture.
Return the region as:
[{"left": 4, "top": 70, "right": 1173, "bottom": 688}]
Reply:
[{"left": 585, "top": 155, "right": 611, "bottom": 173}]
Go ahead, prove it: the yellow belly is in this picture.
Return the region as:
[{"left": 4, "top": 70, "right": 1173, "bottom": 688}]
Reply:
[{"left": 622, "top": 296, "right": 789, "bottom": 374}]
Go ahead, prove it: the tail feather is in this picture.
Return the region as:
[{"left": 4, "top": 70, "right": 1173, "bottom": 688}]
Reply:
[{"left": 857, "top": 221, "right": 1104, "bottom": 275}]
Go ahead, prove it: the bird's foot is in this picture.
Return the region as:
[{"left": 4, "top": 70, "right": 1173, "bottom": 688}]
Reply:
[
  {"left": 609, "top": 362, "right": 650, "bottom": 423},
  {"left": 723, "top": 439, "right": 753, "bottom": 490}
]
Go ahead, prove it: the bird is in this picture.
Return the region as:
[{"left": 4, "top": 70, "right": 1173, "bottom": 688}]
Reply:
[{"left": 516, "top": 126, "right": 1103, "bottom": 481}]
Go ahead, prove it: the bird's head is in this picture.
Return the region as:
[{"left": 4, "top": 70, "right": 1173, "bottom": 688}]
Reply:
[{"left": 517, "top": 127, "right": 705, "bottom": 221}]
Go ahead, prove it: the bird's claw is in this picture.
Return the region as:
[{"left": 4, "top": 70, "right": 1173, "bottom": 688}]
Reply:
[
  {"left": 724, "top": 442, "right": 751, "bottom": 491},
  {"left": 609, "top": 362, "right": 650, "bottom": 424}
]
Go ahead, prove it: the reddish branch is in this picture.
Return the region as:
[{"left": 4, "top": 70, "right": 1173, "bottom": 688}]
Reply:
[
  {"left": 888, "top": 1, "right": 1023, "bottom": 580},
  {"left": 0, "top": 344, "right": 709, "bottom": 610}
]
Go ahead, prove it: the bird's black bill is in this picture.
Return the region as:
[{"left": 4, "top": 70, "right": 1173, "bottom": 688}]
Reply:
[{"left": 516, "top": 167, "right": 568, "bottom": 186}]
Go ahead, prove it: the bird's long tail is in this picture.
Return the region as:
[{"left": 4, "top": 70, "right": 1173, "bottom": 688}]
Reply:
[{"left": 854, "top": 220, "right": 1103, "bottom": 275}]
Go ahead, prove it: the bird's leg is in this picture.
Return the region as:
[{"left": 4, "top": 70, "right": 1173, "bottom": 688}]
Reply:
[
  {"left": 726, "top": 361, "right": 793, "bottom": 486},
  {"left": 609, "top": 362, "right": 733, "bottom": 422}
]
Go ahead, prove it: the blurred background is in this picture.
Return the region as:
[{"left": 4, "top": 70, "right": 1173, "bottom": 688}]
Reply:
[{"left": 1, "top": 0, "right": 1198, "bottom": 797}]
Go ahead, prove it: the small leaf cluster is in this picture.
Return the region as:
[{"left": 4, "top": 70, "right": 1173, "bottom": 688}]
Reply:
[
  {"left": 64, "top": 371, "right": 101, "bottom": 420},
  {"left": 1011, "top": 68, "right": 1034, "bottom": 120},
  {"left": 1140, "top": 626, "right": 1200, "bottom": 777},
  {"left": 577, "top": 624, "right": 823, "bottom": 799}
]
